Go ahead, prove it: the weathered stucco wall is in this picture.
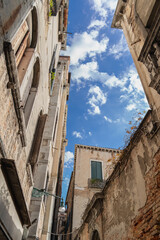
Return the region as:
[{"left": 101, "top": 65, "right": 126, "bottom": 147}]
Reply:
[
  {"left": 102, "top": 119, "right": 160, "bottom": 239},
  {"left": 77, "top": 111, "right": 160, "bottom": 240},
  {"left": 72, "top": 145, "right": 120, "bottom": 236}
]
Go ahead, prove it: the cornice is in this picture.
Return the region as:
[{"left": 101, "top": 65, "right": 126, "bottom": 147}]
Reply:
[
  {"left": 75, "top": 144, "right": 120, "bottom": 153},
  {"left": 111, "top": 0, "right": 127, "bottom": 29}
]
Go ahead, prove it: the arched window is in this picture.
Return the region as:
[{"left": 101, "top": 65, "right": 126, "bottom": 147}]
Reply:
[
  {"left": 23, "top": 57, "right": 40, "bottom": 126},
  {"left": 91, "top": 230, "right": 100, "bottom": 240},
  {"left": 11, "top": 7, "right": 38, "bottom": 85}
]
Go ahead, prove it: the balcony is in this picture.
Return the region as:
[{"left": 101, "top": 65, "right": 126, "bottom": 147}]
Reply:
[{"left": 88, "top": 178, "right": 105, "bottom": 189}]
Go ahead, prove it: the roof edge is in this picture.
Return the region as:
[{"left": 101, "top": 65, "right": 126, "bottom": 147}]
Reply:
[{"left": 111, "top": 0, "right": 127, "bottom": 29}]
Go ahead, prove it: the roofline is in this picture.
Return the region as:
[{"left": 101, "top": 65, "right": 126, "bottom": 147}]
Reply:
[
  {"left": 111, "top": 0, "right": 127, "bottom": 29},
  {"left": 75, "top": 144, "right": 121, "bottom": 152}
]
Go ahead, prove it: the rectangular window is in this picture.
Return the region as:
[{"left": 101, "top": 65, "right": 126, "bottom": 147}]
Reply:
[
  {"left": 29, "top": 114, "right": 47, "bottom": 173},
  {"left": 91, "top": 161, "right": 102, "bottom": 180}
]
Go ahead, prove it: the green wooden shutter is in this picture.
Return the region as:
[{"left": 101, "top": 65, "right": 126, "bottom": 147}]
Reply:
[
  {"left": 96, "top": 162, "right": 102, "bottom": 180},
  {"left": 91, "top": 161, "right": 97, "bottom": 179},
  {"left": 91, "top": 161, "right": 102, "bottom": 180}
]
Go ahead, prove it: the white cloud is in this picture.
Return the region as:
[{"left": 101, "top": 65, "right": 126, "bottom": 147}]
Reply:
[
  {"left": 72, "top": 131, "right": 83, "bottom": 139},
  {"left": 64, "top": 151, "right": 74, "bottom": 163},
  {"left": 104, "top": 116, "right": 112, "bottom": 123},
  {"left": 126, "top": 103, "right": 137, "bottom": 111},
  {"left": 104, "top": 75, "right": 126, "bottom": 89},
  {"left": 89, "top": 131, "right": 92, "bottom": 136},
  {"left": 127, "top": 66, "right": 144, "bottom": 93},
  {"left": 88, "top": 105, "right": 101, "bottom": 115},
  {"left": 71, "top": 60, "right": 120, "bottom": 85},
  {"left": 88, "top": 86, "right": 107, "bottom": 115},
  {"left": 65, "top": 31, "right": 109, "bottom": 65},
  {"left": 104, "top": 65, "right": 144, "bottom": 93},
  {"left": 89, "top": 0, "right": 118, "bottom": 18},
  {"left": 71, "top": 60, "right": 148, "bottom": 112},
  {"left": 64, "top": 151, "right": 74, "bottom": 168},
  {"left": 88, "top": 19, "right": 106, "bottom": 30},
  {"left": 108, "top": 34, "right": 129, "bottom": 59},
  {"left": 71, "top": 61, "right": 98, "bottom": 83},
  {"left": 104, "top": 116, "right": 120, "bottom": 123},
  {"left": 119, "top": 66, "right": 148, "bottom": 112}
]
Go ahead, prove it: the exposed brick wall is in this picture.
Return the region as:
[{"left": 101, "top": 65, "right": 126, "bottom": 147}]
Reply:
[
  {"left": 130, "top": 149, "right": 160, "bottom": 239},
  {"left": 102, "top": 122, "right": 160, "bottom": 239},
  {"left": 0, "top": 53, "right": 31, "bottom": 205}
]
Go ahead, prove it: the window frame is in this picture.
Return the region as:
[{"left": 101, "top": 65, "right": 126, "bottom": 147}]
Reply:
[{"left": 90, "top": 159, "right": 103, "bottom": 180}]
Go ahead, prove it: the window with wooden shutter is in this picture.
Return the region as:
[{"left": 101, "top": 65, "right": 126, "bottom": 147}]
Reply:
[
  {"left": 29, "top": 113, "right": 47, "bottom": 173},
  {"left": 91, "top": 161, "right": 102, "bottom": 180},
  {"left": 23, "top": 57, "right": 40, "bottom": 126}
]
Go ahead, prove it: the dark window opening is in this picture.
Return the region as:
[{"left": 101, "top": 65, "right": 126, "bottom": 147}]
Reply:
[{"left": 92, "top": 230, "right": 100, "bottom": 240}]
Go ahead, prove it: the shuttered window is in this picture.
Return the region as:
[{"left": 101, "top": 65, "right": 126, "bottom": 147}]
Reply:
[
  {"left": 91, "top": 161, "right": 102, "bottom": 180},
  {"left": 29, "top": 114, "right": 47, "bottom": 172}
]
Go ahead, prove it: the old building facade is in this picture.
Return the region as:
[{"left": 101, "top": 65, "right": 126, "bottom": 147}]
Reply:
[
  {"left": 66, "top": 145, "right": 120, "bottom": 239},
  {"left": 0, "top": 0, "right": 70, "bottom": 239},
  {"left": 112, "top": 0, "right": 160, "bottom": 119},
  {"left": 65, "top": 0, "right": 160, "bottom": 240},
  {"left": 74, "top": 111, "right": 160, "bottom": 240}
]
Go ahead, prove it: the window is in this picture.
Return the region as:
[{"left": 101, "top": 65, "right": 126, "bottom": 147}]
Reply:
[
  {"left": 28, "top": 112, "right": 47, "bottom": 173},
  {"left": 23, "top": 57, "right": 40, "bottom": 126},
  {"left": 11, "top": 7, "right": 38, "bottom": 85},
  {"left": 91, "top": 161, "right": 102, "bottom": 180}
]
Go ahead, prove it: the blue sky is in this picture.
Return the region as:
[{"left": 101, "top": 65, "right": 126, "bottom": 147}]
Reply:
[{"left": 61, "top": 0, "right": 148, "bottom": 200}]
